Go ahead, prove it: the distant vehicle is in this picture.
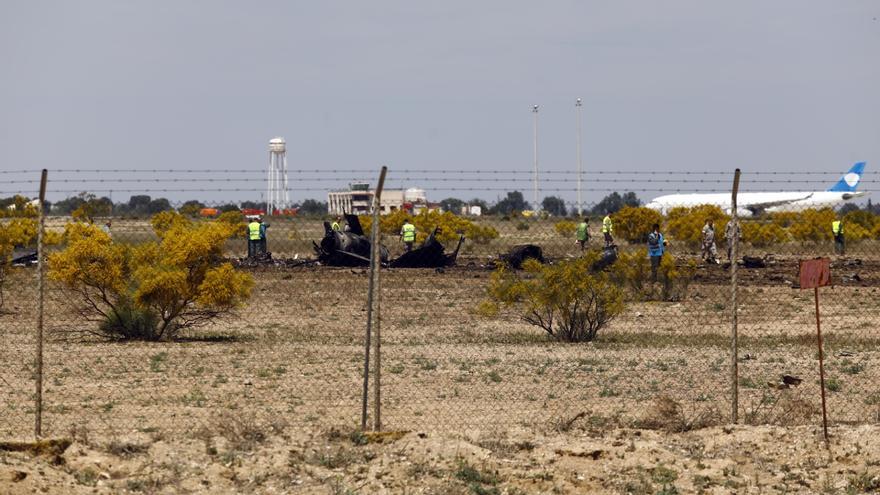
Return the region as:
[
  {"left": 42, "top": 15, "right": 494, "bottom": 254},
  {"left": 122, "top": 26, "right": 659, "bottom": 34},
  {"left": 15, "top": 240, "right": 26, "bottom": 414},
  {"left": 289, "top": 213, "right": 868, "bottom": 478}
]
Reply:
[
  {"left": 199, "top": 208, "right": 219, "bottom": 217},
  {"left": 645, "top": 162, "right": 867, "bottom": 217},
  {"left": 241, "top": 208, "right": 266, "bottom": 217}
]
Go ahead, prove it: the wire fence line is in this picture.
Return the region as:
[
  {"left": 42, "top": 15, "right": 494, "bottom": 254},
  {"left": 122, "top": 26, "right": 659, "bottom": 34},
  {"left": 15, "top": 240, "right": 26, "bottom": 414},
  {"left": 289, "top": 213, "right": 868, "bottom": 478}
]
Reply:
[{"left": 1, "top": 168, "right": 878, "bottom": 442}]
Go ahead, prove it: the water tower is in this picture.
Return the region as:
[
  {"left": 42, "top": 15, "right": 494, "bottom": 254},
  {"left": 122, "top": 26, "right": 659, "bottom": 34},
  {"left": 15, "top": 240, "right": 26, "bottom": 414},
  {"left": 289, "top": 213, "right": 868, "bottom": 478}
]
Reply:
[{"left": 267, "top": 137, "right": 289, "bottom": 214}]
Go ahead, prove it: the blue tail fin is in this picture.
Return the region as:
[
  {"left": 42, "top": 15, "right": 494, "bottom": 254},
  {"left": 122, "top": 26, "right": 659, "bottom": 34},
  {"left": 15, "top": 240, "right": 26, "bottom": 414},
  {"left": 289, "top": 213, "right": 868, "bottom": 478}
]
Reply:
[{"left": 827, "top": 162, "right": 866, "bottom": 192}]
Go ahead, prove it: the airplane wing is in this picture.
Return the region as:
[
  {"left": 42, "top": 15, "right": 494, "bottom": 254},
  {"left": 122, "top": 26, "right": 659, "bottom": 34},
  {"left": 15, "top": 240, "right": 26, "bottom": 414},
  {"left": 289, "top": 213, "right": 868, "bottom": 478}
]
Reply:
[{"left": 742, "top": 193, "right": 813, "bottom": 215}]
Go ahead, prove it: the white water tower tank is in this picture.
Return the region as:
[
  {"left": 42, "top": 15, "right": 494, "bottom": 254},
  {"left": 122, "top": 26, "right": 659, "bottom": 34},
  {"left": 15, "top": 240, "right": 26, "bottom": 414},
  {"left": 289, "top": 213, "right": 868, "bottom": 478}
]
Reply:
[
  {"left": 404, "top": 188, "right": 426, "bottom": 204},
  {"left": 269, "top": 137, "right": 286, "bottom": 153}
]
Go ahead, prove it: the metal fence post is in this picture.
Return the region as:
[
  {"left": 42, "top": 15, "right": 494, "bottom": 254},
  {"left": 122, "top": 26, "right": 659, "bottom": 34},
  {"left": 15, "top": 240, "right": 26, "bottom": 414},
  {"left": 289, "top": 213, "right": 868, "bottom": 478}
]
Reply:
[
  {"left": 35, "top": 169, "right": 47, "bottom": 438},
  {"left": 730, "top": 168, "right": 741, "bottom": 424},
  {"left": 361, "top": 166, "right": 387, "bottom": 431}
]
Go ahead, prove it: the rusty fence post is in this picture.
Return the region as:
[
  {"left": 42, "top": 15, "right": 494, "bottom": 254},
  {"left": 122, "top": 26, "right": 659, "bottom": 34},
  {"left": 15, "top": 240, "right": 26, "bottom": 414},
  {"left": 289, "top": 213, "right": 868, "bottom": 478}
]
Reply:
[
  {"left": 35, "top": 169, "right": 47, "bottom": 438},
  {"left": 730, "top": 168, "right": 740, "bottom": 424},
  {"left": 361, "top": 166, "right": 387, "bottom": 431}
]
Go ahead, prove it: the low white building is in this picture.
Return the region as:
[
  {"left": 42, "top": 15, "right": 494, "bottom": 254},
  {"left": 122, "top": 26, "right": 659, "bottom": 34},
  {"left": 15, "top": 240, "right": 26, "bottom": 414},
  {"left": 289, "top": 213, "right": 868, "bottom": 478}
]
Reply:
[{"left": 328, "top": 183, "right": 423, "bottom": 216}]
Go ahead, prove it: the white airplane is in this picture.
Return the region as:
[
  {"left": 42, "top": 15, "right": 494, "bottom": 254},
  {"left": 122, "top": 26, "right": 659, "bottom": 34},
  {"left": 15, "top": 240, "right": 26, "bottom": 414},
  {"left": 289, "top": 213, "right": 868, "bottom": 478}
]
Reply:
[{"left": 645, "top": 162, "right": 867, "bottom": 217}]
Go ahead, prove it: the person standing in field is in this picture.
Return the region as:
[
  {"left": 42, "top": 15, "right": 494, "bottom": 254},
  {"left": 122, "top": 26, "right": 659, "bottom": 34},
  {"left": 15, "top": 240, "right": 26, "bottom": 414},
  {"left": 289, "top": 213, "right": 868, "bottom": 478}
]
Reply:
[
  {"left": 832, "top": 218, "right": 845, "bottom": 255},
  {"left": 400, "top": 218, "right": 416, "bottom": 252},
  {"left": 647, "top": 223, "right": 667, "bottom": 282},
  {"left": 259, "top": 218, "right": 269, "bottom": 255},
  {"left": 247, "top": 216, "right": 262, "bottom": 258},
  {"left": 576, "top": 216, "right": 590, "bottom": 252},
  {"left": 701, "top": 219, "right": 719, "bottom": 264},
  {"left": 602, "top": 212, "right": 614, "bottom": 247},
  {"left": 725, "top": 218, "right": 742, "bottom": 262}
]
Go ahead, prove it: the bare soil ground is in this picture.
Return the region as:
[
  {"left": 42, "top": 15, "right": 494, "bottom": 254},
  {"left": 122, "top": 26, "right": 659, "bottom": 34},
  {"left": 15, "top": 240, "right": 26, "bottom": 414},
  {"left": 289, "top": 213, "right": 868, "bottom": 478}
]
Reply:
[
  {"left": 3, "top": 220, "right": 880, "bottom": 493},
  {"left": 2, "top": 423, "right": 880, "bottom": 493}
]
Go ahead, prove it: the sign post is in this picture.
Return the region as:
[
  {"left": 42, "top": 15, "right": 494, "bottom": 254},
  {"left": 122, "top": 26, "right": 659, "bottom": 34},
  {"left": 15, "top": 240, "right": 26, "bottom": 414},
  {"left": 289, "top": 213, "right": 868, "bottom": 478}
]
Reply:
[{"left": 798, "top": 257, "right": 831, "bottom": 442}]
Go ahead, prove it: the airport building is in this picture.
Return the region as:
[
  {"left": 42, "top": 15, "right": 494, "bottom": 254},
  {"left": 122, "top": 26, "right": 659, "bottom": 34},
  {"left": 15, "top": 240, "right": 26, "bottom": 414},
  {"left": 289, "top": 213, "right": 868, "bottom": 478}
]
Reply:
[{"left": 328, "top": 183, "right": 429, "bottom": 215}]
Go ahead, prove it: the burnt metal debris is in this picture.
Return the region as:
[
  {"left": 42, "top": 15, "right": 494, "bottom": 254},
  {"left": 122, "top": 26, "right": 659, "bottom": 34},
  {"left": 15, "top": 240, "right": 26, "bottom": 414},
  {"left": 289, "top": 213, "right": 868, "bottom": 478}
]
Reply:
[
  {"left": 314, "top": 214, "right": 389, "bottom": 267},
  {"left": 591, "top": 245, "right": 619, "bottom": 272},
  {"left": 499, "top": 244, "right": 545, "bottom": 269},
  {"left": 389, "top": 227, "right": 464, "bottom": 268}
]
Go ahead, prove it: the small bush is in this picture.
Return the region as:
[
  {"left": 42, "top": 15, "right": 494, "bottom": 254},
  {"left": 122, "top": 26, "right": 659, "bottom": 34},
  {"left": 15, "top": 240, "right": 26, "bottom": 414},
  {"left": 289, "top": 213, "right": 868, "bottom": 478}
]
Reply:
[
  {"left": 612, "top": 249, "right": 696, "bottom": 301},
  {"left": 484, "top": 254, "right": 624, "bottom": 342},
  {"left": 611, "top": 248, "right": 652, "bottom": 297},
  {"left": 554, "top": 220, "right": 577, "bottom": 238},
  {"left": 515, "top": 221, "right": 530, "bottom": 231},
  {"left": 657, "top": 255, "right": 697, "bottom": 301},
  {"left": 98, "top": 301, "right": 160, "bottom": 340}
]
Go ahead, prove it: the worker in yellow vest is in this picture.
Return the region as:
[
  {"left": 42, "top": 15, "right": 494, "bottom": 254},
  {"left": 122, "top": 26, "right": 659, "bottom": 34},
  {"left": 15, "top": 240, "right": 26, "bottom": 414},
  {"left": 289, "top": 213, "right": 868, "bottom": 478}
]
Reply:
[
  {"left": 400, "top": 219, "right": 416, "bottom": 252},
  {"left": 247, "top": 217, "right": 262, "bottom": 258},
  {"left": 576, "top": 216, "right": 590, "bottom": 252},
  {"left": 832, "top": 219, "right": 845, "bottom": 255},
  {"left": 331, "top": 216, "right": 342, "bottom": 232},
  {"left": 602, "top": 212, "right": 614, "bottom": 247}
]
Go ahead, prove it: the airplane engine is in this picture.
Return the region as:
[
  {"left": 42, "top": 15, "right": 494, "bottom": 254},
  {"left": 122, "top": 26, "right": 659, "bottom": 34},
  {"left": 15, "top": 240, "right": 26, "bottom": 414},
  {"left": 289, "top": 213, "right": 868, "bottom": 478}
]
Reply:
[{"left": 725, "top": 208, "right": 753, "bottom": 218}]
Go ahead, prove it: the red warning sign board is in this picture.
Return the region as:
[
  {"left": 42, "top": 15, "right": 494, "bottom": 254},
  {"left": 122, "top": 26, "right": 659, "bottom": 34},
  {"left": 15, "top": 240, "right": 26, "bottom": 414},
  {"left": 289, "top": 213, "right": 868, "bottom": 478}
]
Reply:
[{"left": 799, "top": 258, "right": 831, "bottom": 289}]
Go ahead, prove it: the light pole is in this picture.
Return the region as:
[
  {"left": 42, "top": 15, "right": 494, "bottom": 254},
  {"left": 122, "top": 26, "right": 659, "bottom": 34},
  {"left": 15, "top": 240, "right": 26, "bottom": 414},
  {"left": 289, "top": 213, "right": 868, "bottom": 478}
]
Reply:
[
  {"left": 576, "top": 98, "right": 583, "bottom": 216},
  {"left": 532, "top": 104, "right": 539, "bottom": 212}
]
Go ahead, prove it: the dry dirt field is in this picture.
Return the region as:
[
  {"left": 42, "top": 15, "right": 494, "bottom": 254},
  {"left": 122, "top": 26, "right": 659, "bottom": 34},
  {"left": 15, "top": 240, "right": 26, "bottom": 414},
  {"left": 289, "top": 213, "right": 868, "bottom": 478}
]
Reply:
[{"left": 2, "top": 223, "right": 880, "bottom": 493}]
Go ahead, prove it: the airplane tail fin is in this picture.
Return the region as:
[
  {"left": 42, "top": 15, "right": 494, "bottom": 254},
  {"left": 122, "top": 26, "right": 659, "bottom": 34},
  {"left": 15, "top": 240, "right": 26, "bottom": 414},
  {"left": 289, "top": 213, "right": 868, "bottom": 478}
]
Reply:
[{"left": 827, "top": 162, "right": 866, "bottom": 192}]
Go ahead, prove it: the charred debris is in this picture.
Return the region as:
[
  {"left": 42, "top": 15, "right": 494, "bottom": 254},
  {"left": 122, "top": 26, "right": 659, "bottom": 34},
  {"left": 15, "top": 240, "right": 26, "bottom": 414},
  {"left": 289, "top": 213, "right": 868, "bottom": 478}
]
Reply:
[{"left": 313, "top": 214, "right": 462, "bottom": 269}]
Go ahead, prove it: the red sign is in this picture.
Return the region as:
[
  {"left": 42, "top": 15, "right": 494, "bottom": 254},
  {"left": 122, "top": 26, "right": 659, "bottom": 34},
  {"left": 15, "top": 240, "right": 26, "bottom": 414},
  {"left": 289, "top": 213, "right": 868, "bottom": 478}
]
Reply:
[{"left": 799, "top": 258, "right": 831, "bottom": 289}]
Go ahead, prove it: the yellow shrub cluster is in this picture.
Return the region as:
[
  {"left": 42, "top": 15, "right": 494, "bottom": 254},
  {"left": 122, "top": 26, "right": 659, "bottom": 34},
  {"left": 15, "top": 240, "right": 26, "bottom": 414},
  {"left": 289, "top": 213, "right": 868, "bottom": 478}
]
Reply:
[
  {"left": 740, "top": 222, "right": 788, "bottom": 247},
  {"left": 0, "top": 196, "right": 39, "bottom": 218},
  {"left": 614, "top": 207, "right": 664, "bottom": 244},
  {"left": 360, "top": 209, "right": 499, "bottom": 245},
  {"left": 48, "top": 218, "right": 253, "bottom": 340},
  {"left": 554, "top": 220, "right": 577, "bottom": 238},
  {"left": 665, "top": 205, "right": 729, "bottom": 247}
]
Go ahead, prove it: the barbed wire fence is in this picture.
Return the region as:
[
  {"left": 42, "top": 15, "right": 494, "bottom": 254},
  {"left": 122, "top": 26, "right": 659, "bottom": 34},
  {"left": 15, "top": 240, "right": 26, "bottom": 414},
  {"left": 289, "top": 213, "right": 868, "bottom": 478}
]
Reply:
[{"left": 0, "top": 167, "right": 878, "bottom": 442}]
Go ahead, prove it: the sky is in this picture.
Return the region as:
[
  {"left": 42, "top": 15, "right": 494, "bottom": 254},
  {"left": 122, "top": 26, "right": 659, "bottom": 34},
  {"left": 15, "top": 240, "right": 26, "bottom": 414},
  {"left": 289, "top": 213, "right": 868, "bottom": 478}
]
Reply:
[{"left": 1, "top": 1, "right": 878, "bottom": 207}]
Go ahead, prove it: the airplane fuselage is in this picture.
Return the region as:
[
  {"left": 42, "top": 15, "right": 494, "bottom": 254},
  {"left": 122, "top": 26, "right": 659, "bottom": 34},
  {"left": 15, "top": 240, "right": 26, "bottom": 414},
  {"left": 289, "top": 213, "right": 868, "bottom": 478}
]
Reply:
[{"left": 645, "top": 191, "right": 867, "bottom": 216}]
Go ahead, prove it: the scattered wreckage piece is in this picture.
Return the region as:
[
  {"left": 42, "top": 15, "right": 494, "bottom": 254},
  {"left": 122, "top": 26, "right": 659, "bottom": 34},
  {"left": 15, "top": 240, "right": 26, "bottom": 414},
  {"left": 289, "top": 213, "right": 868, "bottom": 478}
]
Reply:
[
  {"left": 590, "top": 245, "right": 618, "bottom": 272},
  {"left": 742, "top": 256, "right": 766, "bottom": 269},
  {"left": 313, "top": 213, "right": 389, "bottom": 267},
  {"left": 499, "top": 244, "right": 545, "bottom": 269},
  {"left": 389, "top": 227, "right": 464, "bottom": 268},
  {"left": 5, "top": 249, "right": 37, "bottom": 267}
]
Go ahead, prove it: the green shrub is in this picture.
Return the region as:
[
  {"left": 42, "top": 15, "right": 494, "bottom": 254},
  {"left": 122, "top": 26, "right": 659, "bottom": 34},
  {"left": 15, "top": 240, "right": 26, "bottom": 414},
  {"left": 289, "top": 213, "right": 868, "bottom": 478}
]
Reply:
[{"left": 483, "top": 254, "right": 625, "bottom": 342}]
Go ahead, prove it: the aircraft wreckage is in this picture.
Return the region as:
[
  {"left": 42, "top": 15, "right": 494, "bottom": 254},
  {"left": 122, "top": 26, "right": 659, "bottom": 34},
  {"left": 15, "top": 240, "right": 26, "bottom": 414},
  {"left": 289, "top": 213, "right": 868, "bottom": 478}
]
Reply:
[{"left": 313, "top": 214, "right": 463, "bottom": 268}]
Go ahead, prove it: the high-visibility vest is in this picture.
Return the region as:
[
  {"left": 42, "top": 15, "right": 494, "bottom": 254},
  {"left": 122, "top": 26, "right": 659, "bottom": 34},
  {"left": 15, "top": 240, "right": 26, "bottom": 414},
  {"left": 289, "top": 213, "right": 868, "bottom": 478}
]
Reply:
[
  {"left": 602, "top": 215, "right": 613, "bottom": 234},
  {"left": 331, "top": 222, "right": 341, "bottom": 231},
  {"left": 401, "top": 223, "right": 416, "bottom": 242},
  {"left": 248, "top": 222, "right": 261, "bottom": 240},
  {"left": 576, "top": 222, "right": 589, "bottom": 241},
  {"left": 832, "top": 221, "right": 843, "bottom": 235}
]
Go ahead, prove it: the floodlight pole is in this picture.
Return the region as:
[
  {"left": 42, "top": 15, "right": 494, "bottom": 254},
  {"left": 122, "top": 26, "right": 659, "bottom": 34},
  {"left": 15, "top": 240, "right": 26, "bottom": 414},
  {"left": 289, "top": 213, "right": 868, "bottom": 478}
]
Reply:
[
  {"left": 576, "top": 98, "right": 583, "bottom": 215},
  {"left": 532, "top": 105, "right": 539, "bottom": 211}
]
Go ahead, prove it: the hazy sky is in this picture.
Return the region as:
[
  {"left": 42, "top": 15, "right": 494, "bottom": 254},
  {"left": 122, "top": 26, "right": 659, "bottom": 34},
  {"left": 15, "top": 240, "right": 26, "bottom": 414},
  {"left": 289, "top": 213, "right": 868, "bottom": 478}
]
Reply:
[{"left": 1, "top": 1, "right": 878, "bottom": 206}]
